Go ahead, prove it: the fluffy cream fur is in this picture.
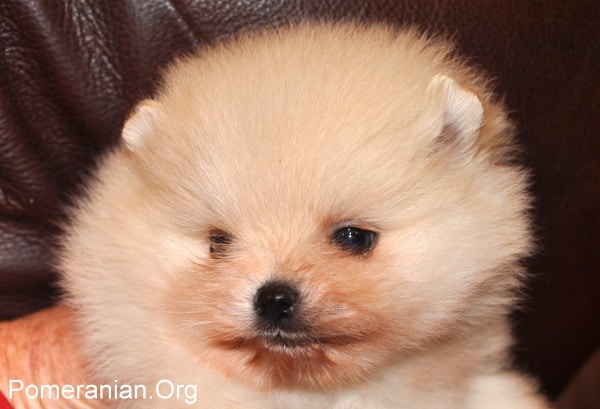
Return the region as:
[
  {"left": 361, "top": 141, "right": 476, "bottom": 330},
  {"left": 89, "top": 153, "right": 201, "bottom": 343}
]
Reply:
[{"left": 60, "top": 23, "right": 552, "bottom": 408}]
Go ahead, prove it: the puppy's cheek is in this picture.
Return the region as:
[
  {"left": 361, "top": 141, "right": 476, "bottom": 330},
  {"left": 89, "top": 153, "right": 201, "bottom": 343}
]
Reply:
[
  {"left": 164, "top": 262, "right": 249, "bottom": 326},
  {"left": 379, "top": 222, "right": 524, "bottom": 335}
]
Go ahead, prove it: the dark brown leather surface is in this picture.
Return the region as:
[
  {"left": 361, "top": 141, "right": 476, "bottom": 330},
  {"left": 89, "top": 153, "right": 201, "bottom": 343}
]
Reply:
[{"left": 0, "top": 0, "right": 598, "bottom": 399}]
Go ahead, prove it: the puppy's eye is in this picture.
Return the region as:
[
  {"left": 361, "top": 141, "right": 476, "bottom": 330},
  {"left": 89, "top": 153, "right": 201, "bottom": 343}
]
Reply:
[
  {"left": 332, "top": 227, "right": 377, "bottom": 255},
  {"left": 209, "top": 230, "right": 233, "bottom": 257}
]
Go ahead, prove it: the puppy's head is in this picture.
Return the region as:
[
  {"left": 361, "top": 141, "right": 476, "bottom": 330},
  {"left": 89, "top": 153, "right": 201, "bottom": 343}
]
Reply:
[{"left": 62, "top": 25, "right": 531, "bottom": 391}]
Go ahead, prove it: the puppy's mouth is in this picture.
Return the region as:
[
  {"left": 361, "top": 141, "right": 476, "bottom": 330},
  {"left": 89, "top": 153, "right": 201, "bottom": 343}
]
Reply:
[
  {"left": 257, "top": 329, "right": 318, "bottom": 351},
  {"left": 213, "top": 326, "right": 361, "bottom": 356},
  {"left": 212, "top": 329, "right": 320, "bottom": 356},
  {"left": 253, "top": 327, "right": 368, "bottom": 354}
]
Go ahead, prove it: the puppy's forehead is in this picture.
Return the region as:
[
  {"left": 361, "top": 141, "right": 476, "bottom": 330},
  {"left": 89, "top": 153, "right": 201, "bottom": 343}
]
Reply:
[
  {"left": 150, "top": 26, "right": 451, "bottom": 223},
  {"left": 157, "top": 25, "right": 443, "bottom": 150}
]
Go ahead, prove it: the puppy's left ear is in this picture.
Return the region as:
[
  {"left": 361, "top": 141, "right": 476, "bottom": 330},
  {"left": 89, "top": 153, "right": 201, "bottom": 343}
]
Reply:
[
  {"left": 121, "top": 100, "right": 164, "bottom": 152},
  {"left": 426, "top": 74, "right": 484, "bottom": 154}
]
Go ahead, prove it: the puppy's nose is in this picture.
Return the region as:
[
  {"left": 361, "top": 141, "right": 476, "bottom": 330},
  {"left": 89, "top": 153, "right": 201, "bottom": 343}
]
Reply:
[{"left": 254, "top": 282, "right": 299, "bottom": 325}]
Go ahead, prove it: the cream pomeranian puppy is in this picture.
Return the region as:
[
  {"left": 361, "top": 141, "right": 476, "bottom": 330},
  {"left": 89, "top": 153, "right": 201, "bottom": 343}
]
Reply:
[{"left": 59, "top": 23, "right": 552, "bottom": 408}]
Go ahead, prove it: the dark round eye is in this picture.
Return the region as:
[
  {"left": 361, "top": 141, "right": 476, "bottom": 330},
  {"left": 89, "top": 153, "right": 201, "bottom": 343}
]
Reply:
[
  {"left": 209, "top": 230, "right": 232, "bottom": 257},
  {"left": 332, "top": 227, "right": 377, "bottom": 255}
]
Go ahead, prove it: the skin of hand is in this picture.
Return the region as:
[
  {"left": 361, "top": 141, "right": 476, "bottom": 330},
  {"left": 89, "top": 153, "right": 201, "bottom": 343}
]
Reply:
[{"left": 0, "top": 305, "right": 105, "bottom": 409}]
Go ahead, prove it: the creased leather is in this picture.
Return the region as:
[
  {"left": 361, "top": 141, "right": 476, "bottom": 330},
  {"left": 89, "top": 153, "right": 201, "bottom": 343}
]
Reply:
[{"left": 0, "top": 0, "right": 598, "bottom": 398}]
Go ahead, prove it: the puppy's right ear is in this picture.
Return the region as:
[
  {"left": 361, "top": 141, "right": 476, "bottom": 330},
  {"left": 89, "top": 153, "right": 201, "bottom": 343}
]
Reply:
[
  {"left": 121, "top": 100, "right": 164, "bottom": 152},
  {"left": 425, "top": 74, "right": 484, "bottom": 156}
]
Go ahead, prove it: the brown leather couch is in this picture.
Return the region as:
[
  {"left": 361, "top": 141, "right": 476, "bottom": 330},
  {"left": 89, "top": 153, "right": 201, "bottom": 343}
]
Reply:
[{"left": 1, "top": 0, "right": 598, "bottom": 405}]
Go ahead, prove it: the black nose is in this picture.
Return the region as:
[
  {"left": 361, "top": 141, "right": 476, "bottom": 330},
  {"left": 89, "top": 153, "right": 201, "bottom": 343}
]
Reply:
[{"left": 254, "top": 282, "right": 299, "bottom": 326}]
